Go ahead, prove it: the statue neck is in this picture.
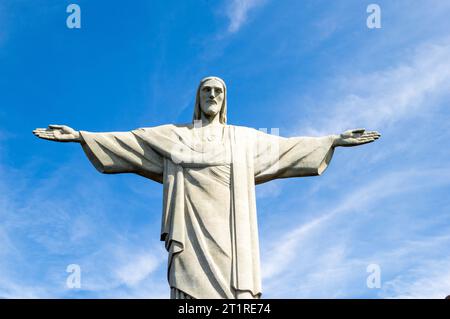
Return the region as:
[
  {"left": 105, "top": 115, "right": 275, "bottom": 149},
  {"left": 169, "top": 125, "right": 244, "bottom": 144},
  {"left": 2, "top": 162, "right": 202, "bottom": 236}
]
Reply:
[{"left": 200, "top": 112, "right": 222, "bottom": 127}]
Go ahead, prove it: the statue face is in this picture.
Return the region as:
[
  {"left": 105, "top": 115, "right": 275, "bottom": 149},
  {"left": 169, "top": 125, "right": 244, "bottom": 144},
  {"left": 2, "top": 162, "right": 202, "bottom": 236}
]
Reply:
[{"left": 199, "top": 79, "right": 224, "bottom": 118}]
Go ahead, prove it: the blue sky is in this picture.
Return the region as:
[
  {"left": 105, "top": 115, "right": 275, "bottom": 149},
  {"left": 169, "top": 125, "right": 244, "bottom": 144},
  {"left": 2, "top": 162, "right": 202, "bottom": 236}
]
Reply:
[{"left": 1, "top": 0, "right": 449, "bottom": 298}]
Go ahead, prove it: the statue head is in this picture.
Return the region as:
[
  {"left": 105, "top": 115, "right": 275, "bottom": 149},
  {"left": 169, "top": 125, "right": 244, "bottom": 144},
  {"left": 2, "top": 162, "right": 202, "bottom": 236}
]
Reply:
[{"left": 193, "top": 76, "right": 227, "bottom": 124}]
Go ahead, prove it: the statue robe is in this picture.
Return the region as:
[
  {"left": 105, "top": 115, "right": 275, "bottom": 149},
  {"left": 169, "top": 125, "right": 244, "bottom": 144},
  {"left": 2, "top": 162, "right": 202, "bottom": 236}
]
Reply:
[{"left": 79, "top": 124, "right": 335, "bottom": 298}]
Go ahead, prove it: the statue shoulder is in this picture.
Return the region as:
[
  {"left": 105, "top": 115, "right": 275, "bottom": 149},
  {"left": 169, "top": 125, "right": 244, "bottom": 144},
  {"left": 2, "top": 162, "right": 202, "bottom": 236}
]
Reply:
[
  {"left": 133, "top": 123, "right": 192, "bottom": 138},
  {"left": 229, "top": 124, "right": 265, "bottom": 137},
  {"left": 227, "top": 124, "right": 258, "bottom": 133}
]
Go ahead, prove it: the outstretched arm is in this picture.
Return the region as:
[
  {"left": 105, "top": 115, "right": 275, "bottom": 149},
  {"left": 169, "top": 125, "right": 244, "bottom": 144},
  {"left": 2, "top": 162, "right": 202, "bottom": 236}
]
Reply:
[
  {"left": 252, "top": 127, "right": 380, "bottom": 184},
  {"left": 32, "top": 124, "right": 164, "bottom": 183},
  {"left": 332, "top": 128, "right": 380, "bottom": 147},
  {"left": 33, "top": 125, "right": 81, "bottom": 143}
]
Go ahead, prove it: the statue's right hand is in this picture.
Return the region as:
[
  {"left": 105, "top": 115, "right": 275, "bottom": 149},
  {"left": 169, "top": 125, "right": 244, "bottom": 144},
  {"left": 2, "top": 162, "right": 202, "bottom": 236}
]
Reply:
[{"left": 33, "top": 125, "right": 81, "bottom": 143}]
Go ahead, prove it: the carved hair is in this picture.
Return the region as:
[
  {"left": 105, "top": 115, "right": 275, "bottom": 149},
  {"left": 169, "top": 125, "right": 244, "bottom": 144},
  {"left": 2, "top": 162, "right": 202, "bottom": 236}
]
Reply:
[{"left": 192, "top": 76, "right": 227, "bottom": 124}]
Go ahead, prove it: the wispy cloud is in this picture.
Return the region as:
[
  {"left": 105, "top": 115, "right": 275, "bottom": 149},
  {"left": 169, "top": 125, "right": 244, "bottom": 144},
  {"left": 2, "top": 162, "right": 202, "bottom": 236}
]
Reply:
[
  {"left": 381, "top": 259, "right": 450, "bottom": 299},
  {"left": 262, "top": 169, "right": 446, "bottom": 279},
  {"left": 0, "top": 154, "right": 166, "bottom": 298},
  {"left": 295, "top": 38, "right": 450, "bottom": 137},
  {"left": 256, "top": 179, "right": 283, "bottom": 199},
  {"left": 225, "top": 0, "right": 267, "bottom": 33},
  {"left": 114, "top": 249, "right": 164, "bottom": 287},
  {"left": 261, "top": 168, "right": 450, "bottom": 298},
  {"left": 260, "top": 31, "right": 450, "bottom": 295},
  {"left": 2, "top": 1, "right": 450, "bottom": 300}
]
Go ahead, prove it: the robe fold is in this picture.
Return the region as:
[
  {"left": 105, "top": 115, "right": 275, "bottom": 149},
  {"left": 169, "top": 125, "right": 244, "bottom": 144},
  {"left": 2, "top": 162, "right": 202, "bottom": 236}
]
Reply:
[{"left": 79, "top": 124, "right": 335, "bottom": 298}]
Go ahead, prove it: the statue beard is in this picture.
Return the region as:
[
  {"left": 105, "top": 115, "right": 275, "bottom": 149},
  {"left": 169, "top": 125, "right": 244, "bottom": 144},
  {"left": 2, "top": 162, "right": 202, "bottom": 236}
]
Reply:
[{"left": 201, "top": 103, "right": 221, "bottom": 120}]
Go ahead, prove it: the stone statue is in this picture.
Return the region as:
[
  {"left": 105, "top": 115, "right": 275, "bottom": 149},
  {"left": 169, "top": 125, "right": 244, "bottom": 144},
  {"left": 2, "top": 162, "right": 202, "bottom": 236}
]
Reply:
[{"left": 33, "top": 76, "right": 380, "bottom": 299}]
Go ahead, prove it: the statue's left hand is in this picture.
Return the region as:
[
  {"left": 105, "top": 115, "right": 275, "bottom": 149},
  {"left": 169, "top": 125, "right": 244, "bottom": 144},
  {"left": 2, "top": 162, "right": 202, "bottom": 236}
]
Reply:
[
  {"left": 33, "top": 125, "right": 81, "bottom": 143},
  {"left": 333, "top": 128, "right": 380, "bottom": 147}
]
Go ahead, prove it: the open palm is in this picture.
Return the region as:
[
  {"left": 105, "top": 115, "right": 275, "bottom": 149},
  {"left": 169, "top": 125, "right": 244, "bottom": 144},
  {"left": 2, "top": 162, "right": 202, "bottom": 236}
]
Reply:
[
  {"left": 334, "top": 128, "right": 380, "bottom": 147},
  {"left": 32, "top": 125, "right": 80, "bottom": 142}
]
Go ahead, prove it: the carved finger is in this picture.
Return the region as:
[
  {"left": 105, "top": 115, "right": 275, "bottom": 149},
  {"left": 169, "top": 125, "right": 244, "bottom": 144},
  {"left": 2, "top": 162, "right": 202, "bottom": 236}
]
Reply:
[
  {"left": 366, "top": 131, "right": 381, "bottom": 138},
  {"left": 363, "top": 133, "right": 380, "bottom": 139},
  {"left": 366, "top": 131, "right": 381, "bottom": 136},
  {"left": 352, "top": 128, "right": 366, "bottom": 134},
  {"left": 49, "top": 124, "right": 63, "bottom": 129},
  {"left": 39, "top": 135, "right": 56, "bottom": 141},
  {"left": 40, "top": 133, "right": 55, "bottom": 139},
  {"left": 362, "top": 134, "right": 378, "bottom": 139}
]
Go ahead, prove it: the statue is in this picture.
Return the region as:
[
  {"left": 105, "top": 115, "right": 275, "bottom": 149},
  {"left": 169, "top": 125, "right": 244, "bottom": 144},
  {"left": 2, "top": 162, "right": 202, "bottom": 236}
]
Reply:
[{"left": 33, "top": 76, "right": 380, "bottom": 299}]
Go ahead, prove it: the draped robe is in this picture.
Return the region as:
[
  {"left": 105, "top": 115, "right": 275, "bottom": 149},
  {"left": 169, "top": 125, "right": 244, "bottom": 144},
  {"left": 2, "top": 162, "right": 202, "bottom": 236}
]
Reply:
[{"left": 79, "top": 124, "right": 335, "bottom": 298}]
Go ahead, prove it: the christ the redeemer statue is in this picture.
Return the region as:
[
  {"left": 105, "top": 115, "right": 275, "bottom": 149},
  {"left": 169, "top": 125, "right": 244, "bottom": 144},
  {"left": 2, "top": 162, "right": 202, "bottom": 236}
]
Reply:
[{"left": 33, "top": 76, "right": 380, "bottom": 299}]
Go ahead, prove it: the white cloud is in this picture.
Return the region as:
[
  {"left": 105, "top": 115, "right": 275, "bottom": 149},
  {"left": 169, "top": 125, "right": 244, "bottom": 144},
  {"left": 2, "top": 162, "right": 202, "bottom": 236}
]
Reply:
[
  {"left": 297, "top": 39, "right": 450, "bottom": 136},
  {"left": 225, "top": 0, "right": 266, "bottom": 33},
  {"left": 256, "top": 179, "right": 283, "bottom": 199},
  {"left": 263, "top": 33, "right": 450, "bottom": 297},
  {"left": 261, "top": 168, "right": 450, "bottom": 297},
  {"left": 0, "top": 155, "right": 167, "bottom": 298},
  {"left": 114, "top": 250, "right": 163, "bottom": 287},
  {"left": 381, "top": 259, "right": 450, "bottom": 299}
]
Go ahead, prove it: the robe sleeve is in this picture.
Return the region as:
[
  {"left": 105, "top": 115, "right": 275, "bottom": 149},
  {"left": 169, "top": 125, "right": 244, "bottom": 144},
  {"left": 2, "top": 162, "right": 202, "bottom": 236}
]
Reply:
[
  {"left": 79, "top": 130, "right": 164, "bottom": 183},
  {"left": 253, "top": 130, "right": 336, "bottom": 184}
]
